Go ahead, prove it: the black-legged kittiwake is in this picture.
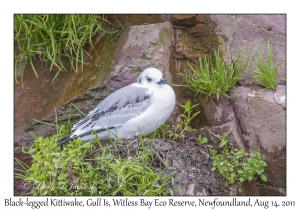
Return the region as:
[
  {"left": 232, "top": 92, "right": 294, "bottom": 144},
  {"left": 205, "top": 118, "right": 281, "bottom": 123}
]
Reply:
[{"left": 57, "top": 67, "right": 176, "bottom": 146}]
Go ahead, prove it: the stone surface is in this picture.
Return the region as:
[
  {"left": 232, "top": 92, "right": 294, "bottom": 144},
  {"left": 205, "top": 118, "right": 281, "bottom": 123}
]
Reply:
[
  {"left": 185, "top": 184, "right": 196, "bottom": 195},
  {"left": 105, "top": 14, "right": 166, "bottom": 27},
  {"left": 173, "top": 15, "right": 218, "bottom": 62},
  {"left": 240, "top": 181, "right": 259, "bottom": 196},
  {"left": 231, "top": 87, "right": 262, "bottom": 153},
  {"left": 111, "top": 22, "right": 173, "bottom": 90},
  {"left": 210, "top": 15, "right": 286, "bottom": 86},
  {"left": 170, "top": 15, "right": 220, "bottom": 128},
  {"left": 14, "top": 32, "right": 122, "bottom": 161},
  {"left": 261, "top": 154, "right": 286, "bottom": 195},
  {"left": 274, "top": 85, "right": 286, "bottom": 108},
  {"left": 232, "top": 86, "right": 286, "bottom": 158},
  {"left": 171, "top": 15, "right": 201, "bottom": 27},
  {"left": 232, "top": 86, "right": 286, "bottom": 195}
]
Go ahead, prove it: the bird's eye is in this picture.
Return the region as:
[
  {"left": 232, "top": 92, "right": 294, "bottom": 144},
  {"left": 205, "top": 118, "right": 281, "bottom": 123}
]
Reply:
[{"left": 146, "top": 76, "right": 152, "bottom": 82}]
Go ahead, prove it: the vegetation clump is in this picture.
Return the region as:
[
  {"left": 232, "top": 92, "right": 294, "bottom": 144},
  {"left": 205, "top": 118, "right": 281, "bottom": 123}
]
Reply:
[
  {"left": 176, "top": 47, "right": 250, "bottom": 99},
  {"left": 14, "top": 14, "right": 119, "bottom": 84},
  {"left": 252, "top": 41, "right": 283, "bottom": 90},
  {"left": 15, "top": 105, "right": 173, "bottom": 196},
  {"left": 176, "top": 41, "right": 283, "bottom": 98},
  {"left": 210, "top": 129, "right": 267, "bottom": 188},
  {"left": 148, "top": 99, "right": 200, "bottom": 140}
]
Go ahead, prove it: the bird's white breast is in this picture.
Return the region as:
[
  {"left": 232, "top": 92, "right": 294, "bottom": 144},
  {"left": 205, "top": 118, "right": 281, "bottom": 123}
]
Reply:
[{"left": 117, "top": 84, "right": 175, "bottom": 139}]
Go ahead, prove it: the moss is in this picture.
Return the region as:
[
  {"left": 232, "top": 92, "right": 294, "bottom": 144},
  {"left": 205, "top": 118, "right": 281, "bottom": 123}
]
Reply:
[
  {"left": 159, "top": 26, "right": 171, "bottom": 44},
  {"left": 55, "top": 24, "right": 129, "bottom": 107},
  {"left": 139, "top": 54, "right": 152, "bottom": 60},
  {"left": 145, "top": 24, "right": 171, "bottom": 52},
  {"left": 96, "top": 25, "right": 129, "bottom": 72}
]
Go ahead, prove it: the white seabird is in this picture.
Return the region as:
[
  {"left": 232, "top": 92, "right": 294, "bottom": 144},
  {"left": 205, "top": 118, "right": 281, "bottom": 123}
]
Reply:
[{"left": 57, "top": 67, "right": 176, "bottom": 146}]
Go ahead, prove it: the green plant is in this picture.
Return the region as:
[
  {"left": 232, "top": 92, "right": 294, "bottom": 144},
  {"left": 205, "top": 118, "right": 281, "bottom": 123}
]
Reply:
[
  {"left": 252, "top": 41, "right": 283, "bottom": 90},
  {"left": 157, "top": 99, "right": 200, "bottom": 140},
  {"left": 170, "top": 99, "right": 200, "bottom": 139},
  {"left": 211, "top": 128, "right": 267, "bottom": 187},
  {"left": 176, "top": 47, "right": 250, "bottom": 99},
  {"left": 15, "top": 105, "right": 174, "bottom": 196},
  {"left": 14, "top": 14, "right": 119, "bottom": 84},
  {"left": 214, "top": 128, "right": 232, "bottom": 148},
  {"left": 178, "top": 99, "right": 200, "bottom": 128},
  {"left": 147, "top": 123, "right": 170, "bottom": 139},
  {"left": 147, "top": 99, "right": 200, "bottom": 140},
  {"left": 198, "top": 134, "right": 208, "bottom": 144}
]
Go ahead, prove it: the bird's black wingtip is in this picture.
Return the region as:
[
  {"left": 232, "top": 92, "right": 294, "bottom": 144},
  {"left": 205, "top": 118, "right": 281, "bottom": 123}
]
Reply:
[{"left": 57, "top": 135, "right": 73, "bottom": 146}]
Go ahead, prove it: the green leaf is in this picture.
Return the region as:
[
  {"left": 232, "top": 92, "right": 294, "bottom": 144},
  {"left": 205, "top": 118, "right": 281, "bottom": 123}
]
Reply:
[
  {"left": 237, "top": 170, "right": 243, "bottom": 174},
  {"left": 191, "top": 111, "right": 200, "bottom": 119},
  {"left": 224, "top": 128, "right": 233, "bottom": 138},
  {"left": 219, "top": 140, "right": 228, "bottom": 148},
  {"left": 260, "top": 174, "right": 267, "bottom": 182},
  {"left": 239, "top": 188, "right": 243, "bottom": 193}
]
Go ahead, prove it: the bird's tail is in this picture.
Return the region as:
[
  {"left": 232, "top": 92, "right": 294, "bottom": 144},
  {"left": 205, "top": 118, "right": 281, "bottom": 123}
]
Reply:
[
  {"left": 56, "top": 127, "right": 118, "bottom": 146},
  {"left": 57, "top": 135, "right": 75, "bottom": 146}
]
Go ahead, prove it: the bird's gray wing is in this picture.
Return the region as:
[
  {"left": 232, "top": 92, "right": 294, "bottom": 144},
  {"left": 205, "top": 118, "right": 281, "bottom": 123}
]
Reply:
[{"left": 72, "top": 84, "right": 152, "bottom": 131}]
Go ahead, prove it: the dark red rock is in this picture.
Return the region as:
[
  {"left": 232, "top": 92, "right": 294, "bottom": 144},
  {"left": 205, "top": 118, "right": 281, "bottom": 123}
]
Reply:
[
  {"left": 171, "top": 15, "right": 200, "bottom": 27},
  {"left": 210, "top": 15, "right": 286, "bottom": 86}
]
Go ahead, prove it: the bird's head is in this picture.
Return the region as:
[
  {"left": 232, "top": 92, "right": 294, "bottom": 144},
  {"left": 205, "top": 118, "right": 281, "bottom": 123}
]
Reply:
[{"left": 137, "top": 68, "right": 167, "bottom": 85}]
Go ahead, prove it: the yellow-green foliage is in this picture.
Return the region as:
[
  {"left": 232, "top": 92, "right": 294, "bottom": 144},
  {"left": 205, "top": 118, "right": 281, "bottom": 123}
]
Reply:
[
  {"left": 176, "top": 47, "right": 249, "bottom": 99},
  {"left": 14, "top": 14, "right": 119, "bottom": 84},
  {"left": 253, "top": 41, "right": 283, "bottom": 90},
  {"left": 211, "top": 129, "right": 267, "bottom": 187}
]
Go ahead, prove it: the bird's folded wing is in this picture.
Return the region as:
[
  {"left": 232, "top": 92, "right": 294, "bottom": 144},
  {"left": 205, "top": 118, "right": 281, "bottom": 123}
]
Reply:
[{"left": 72, "top": 84, "right": 152, "bottom": 131}]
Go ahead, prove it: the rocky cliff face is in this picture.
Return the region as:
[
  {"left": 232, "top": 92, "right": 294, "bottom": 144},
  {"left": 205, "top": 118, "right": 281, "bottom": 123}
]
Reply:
[{"left": 14, "top": 14, "right": 286, "bottom": 196}]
